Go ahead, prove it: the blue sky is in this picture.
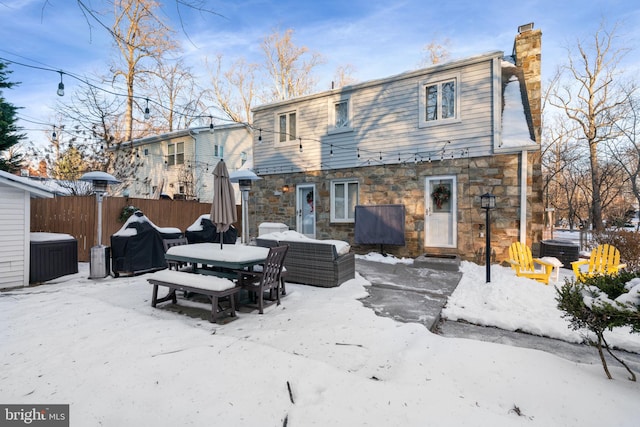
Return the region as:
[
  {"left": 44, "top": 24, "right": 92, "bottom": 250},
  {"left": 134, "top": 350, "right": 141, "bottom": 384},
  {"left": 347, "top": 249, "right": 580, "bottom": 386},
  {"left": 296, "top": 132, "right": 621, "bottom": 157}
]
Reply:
[{"left": 0, "top": 0, "right": 638, "bottom": 150}]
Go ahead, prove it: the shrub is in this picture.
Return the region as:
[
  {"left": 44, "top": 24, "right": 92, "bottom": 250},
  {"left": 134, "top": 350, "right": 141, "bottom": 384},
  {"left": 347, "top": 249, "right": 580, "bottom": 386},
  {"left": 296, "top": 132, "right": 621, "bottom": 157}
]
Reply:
[
  {"left": 118, "top": 205, "right": 139, "bottom": 223},
  {"left": 593, "top": 230, "right": 640, "bottom": 271},
  {"left": 556, "top": 272, "right": 640, "bottom": 381}
]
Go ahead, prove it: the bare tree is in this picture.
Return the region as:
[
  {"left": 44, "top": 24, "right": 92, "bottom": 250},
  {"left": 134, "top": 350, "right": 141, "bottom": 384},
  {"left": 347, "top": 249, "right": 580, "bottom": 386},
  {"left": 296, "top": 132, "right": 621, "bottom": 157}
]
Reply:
[
  {"left": 208, "top": 55, "right": 259, "bottom": 124},
  {"left": 419, "top": 38, "right": 451, "bottom": 67},
  {"left": 205, "top": 28, "right": 326, "bottom": 124},
  {"left": 332, "top": 64, "right": 358, "bottom": 89},
  {"left": 146, "top": 58, "right": 205, "bottom": 131},
  {"left": 110, "top": 0, "right": 179, "bottom": 142},
  {"left": 608, "top": 92, "right": 640, "bottom": 225},
  {"left": 261, "top": 28, "right": 325, "bottom": 101},
  {"left": 549, "top": 21, "right": 631, "bottom": 231}
]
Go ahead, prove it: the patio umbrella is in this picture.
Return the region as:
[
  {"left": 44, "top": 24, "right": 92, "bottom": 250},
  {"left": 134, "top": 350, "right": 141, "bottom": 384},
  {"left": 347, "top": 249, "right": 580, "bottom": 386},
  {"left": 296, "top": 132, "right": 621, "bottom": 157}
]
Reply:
[{"left": 211, "top": 160, "right": 237, "bottom": 249}]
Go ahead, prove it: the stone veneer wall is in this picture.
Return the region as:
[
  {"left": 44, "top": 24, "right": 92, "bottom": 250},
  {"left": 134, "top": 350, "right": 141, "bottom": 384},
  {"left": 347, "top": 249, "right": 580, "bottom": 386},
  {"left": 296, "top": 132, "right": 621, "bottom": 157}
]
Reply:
[
  {"left": 249, "top": 151, "right": 544, "bottom": 262},
  {"left": 514, "top": 28, "right": 542, "bottom": 143}
]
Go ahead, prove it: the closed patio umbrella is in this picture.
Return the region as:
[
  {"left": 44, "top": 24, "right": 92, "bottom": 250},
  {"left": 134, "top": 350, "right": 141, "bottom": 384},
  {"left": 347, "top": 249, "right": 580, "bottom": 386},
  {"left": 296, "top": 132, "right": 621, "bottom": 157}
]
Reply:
[{"left": 211, "top": 160, "right": 237, "bottom": 249}]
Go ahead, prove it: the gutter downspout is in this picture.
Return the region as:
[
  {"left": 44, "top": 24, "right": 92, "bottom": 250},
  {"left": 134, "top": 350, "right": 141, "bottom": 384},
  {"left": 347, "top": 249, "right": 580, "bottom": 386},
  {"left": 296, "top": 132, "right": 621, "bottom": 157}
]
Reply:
[
  {"left": 520, "top": 150, "right": 528, "bottom": 244},
  {"left": 189, "top": 130, "right": 198, "bottom": 199}
]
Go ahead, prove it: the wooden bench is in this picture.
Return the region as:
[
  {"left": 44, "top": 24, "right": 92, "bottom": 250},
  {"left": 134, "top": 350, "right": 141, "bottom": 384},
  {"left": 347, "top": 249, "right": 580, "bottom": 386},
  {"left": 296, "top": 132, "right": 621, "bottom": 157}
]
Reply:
[{"left": 147, "top": 269, "right": 240, "bottom": 323}]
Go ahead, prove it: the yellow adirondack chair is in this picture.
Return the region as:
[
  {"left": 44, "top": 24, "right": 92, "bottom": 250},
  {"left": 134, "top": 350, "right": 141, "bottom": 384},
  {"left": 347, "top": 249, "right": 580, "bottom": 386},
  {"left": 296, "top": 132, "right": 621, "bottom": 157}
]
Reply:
[
  {"left": 571, "top": 244, "right": 626, "bottom": 282},
  {"left": 507, "top": 242, "right": 555, "bottom": 285}
]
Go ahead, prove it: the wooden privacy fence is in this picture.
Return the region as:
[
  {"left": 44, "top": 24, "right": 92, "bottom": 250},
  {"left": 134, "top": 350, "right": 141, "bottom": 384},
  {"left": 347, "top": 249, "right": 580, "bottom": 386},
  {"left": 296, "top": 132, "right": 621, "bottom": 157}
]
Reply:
[{"left": 31, "top": 196, "right": 242, "bottom": 262}]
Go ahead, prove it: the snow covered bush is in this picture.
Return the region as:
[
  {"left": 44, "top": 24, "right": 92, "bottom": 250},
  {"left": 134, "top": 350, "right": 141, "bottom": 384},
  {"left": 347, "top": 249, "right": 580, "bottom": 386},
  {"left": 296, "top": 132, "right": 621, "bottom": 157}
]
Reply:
[
  {"left": 556, "top": 271, "right": 640, "bottom": 381},
  {"left": 118, "top": 205, "right": 139, "bottom": 223}
]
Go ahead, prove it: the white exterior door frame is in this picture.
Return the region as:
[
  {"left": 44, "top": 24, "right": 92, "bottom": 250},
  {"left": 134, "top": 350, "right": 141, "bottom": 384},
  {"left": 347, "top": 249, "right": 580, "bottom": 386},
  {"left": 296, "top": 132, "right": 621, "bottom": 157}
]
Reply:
[
  {"left": 425, "top": 175, "right": 457, "bottom": 248},
  {"left": 296, "top": 184, "right": 316, "bottom": 238}
]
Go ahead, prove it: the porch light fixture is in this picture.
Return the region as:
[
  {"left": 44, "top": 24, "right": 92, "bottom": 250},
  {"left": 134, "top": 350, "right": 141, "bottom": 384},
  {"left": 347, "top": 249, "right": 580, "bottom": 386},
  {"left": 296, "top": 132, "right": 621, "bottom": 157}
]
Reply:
[
  {"left": 282, "top": 185, "right": 290, "bottom": 193},
  {"left": 209, "top": 116, "right": 214, "bottom": 133},
  {"left": 57, "top": 71, "right": 64, "bottom": 96},
  {"left": 480, "top": 192, "right": 496, "bottom": 283}
]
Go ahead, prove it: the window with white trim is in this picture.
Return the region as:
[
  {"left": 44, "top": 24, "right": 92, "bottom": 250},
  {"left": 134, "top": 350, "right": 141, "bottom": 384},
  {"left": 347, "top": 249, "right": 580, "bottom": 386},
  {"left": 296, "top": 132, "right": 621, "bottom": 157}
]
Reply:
[
  {"left": 331, "top": 180, "right": 359, "bottom": 223},
  {"left": 419, "top": 73, "right": 460, "bottom": 127},
  {"left": 328, "top": 96, "right": 352, "bottom": 133},
  {"left": 277, "top": 110, "right": 297, "bottom": 142},
  {"left": 166, "top": 141, "right": 184, "bottom": 166}
]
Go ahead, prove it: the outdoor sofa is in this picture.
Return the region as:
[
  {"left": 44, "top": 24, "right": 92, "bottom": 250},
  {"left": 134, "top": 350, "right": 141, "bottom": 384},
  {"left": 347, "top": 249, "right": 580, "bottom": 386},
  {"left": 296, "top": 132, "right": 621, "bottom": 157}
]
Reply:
[{"left": 256, "top": 231, "right": 355, "bottom": 288}]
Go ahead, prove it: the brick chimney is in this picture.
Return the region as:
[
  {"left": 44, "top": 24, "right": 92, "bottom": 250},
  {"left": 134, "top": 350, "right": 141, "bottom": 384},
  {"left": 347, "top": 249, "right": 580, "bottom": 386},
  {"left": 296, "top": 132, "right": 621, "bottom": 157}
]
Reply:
[{"left": 513, "top": 24, "right": 542, "bottom": 143}]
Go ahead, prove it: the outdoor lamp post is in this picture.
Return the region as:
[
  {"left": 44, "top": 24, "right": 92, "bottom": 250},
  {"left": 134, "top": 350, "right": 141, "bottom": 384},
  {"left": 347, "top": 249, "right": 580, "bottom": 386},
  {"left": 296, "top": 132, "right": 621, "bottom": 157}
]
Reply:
[
  {"left": 80, "top": 171, "right": 120, "bottom": 279},
  {"left": 480, "top": 192, "right": 496, "bottom": 283},
  {"left": 229, "top": 170, "right": 261, "bottom": 244}
]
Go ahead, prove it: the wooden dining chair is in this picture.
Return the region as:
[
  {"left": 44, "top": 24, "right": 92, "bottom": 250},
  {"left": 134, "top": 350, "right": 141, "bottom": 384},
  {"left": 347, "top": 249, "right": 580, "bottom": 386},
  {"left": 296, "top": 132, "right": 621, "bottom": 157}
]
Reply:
[
  {"left": 236, "top": 245, "right": 289, "bottom": 314},
  {"left": 162, "top": 237, "right": 190, "bottom": 271}
]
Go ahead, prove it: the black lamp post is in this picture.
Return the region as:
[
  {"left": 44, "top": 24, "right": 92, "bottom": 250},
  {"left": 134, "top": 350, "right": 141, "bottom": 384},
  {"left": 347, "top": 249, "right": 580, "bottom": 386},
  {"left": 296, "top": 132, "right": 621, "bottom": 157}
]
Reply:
[{"left": 480, "top": 193, "right": 496, "bottom": 283}]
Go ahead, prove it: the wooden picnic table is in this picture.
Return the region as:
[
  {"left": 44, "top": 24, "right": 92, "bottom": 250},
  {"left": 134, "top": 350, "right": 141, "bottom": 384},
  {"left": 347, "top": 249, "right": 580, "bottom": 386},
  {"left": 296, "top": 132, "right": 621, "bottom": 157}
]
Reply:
[{"left": 164, "top": 243, "right": 269, "bottom": 279}]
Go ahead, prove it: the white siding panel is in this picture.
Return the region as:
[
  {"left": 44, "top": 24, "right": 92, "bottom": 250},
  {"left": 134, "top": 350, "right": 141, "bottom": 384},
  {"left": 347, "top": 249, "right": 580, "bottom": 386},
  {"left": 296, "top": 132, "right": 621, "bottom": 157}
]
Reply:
[
  {"left": 0, "top": 186, "right": 27, "bottom": 288},
  {"left": 254, "top": 55, "right": 499, "bottom": 174}
]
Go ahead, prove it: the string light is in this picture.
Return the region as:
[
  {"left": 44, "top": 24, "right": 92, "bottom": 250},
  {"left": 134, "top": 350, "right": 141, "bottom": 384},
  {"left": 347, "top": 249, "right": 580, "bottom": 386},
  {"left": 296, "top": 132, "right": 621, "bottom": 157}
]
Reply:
[
  {"left": 3, "top": 56, "right": 472, "bottom": 173},
  {"left": 57, "top": 71, "right": 64, "bottom": 96}
]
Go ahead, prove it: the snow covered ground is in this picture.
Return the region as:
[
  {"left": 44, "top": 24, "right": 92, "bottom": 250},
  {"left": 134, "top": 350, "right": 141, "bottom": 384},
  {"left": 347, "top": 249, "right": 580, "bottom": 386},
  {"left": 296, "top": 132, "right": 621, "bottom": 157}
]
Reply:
[{"left": 1, "top": 250, "right": 639, "bottom": 426}]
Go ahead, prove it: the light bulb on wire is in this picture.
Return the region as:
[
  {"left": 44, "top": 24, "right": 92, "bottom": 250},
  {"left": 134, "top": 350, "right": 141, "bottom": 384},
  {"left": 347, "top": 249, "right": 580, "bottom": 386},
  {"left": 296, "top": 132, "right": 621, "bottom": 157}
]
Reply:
[{"left": 57, "top": 71, "right": 64, "bottom": 96}]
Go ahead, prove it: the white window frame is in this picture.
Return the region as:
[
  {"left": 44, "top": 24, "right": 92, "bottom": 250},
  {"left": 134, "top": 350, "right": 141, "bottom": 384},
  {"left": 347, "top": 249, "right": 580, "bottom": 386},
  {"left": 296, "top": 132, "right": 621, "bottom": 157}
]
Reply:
[
  {"left": 328, "top": 95, "right": 353, "bottom": 134},
  {"left": 166, "top": 141, "right": 184, "bottom": 166},
  {"left": 275, "top": 109, "right": 297, "bottom": 143},
  {"left": 331, "top": 179, "right": 359, "bottom": 223},
  {"left": 214, "top": 144, "right": 224, "bottom": 158},
  {"left": 418, "top": 72, "right": 461, "bottom": 128}
]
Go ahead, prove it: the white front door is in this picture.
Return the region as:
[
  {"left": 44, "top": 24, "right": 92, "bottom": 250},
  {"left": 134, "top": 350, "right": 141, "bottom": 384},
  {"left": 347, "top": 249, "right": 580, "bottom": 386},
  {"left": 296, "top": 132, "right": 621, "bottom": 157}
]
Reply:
[
  {"left": 425, "top": 176, "right": 457, "bottom": 248},
  {"left": 296, "top": 184, "right": 316, "bottom": 238}
]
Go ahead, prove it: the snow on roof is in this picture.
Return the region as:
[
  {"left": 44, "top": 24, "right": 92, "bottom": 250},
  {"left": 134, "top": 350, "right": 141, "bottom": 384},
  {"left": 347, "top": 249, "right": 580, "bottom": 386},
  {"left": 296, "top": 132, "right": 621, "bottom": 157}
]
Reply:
[
  {"left": 0, "top": 170, "right": 54, "bottom": 198},
  {"left": 499, "top": 60, "right": 537, "bottom": 150}
]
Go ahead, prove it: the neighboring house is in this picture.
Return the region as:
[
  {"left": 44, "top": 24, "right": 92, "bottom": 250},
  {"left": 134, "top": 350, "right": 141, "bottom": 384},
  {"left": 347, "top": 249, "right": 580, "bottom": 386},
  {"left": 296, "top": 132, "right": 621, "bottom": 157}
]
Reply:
[
  {"left": 0, "top": 170, "right": 55, "bottom": 288},
  {"left": 114, "top": 123, "right": 252, "bottom": 203},
  {"left": 250, "top": 25, "right": 543, "bottom": 261}
]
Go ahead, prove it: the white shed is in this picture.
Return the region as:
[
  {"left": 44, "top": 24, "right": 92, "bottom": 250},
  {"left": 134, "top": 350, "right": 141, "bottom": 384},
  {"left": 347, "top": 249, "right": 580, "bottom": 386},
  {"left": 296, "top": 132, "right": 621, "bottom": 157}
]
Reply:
[{"left": 0, "top": 170, "right": 54, "bottom": 288}]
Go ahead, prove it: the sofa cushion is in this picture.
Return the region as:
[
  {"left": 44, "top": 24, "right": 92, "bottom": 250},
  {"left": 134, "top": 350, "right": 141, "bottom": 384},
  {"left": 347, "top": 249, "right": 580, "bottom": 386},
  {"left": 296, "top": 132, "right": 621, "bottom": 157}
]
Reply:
[{"left": 258, "top": 230, "right": 350, "bottom": 256}]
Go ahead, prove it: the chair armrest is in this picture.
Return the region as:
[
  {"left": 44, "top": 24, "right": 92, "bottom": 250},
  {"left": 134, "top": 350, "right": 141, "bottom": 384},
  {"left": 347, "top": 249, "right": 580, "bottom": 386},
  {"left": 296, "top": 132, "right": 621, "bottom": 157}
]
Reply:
[
  {"left": 571, "top": 259, "right": 588, "bottom": 268},
  {"left": 533, "top": 258, "right": 556, "bottom": 268},
  {"left": 532, "top": 258, "right": 554, "bottom": 275}
]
